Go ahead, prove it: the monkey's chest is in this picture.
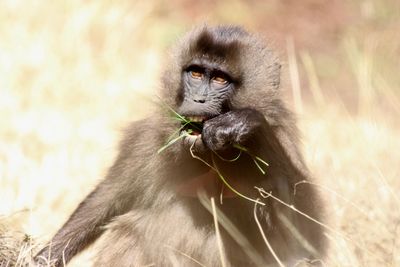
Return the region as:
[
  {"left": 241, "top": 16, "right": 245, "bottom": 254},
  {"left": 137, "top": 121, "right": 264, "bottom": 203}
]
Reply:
[{"left": 176, "top": 169, "right": 242, "bottom": 198}]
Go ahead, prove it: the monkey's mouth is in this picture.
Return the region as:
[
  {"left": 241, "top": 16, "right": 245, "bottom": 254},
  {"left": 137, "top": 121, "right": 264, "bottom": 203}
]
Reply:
[
  {"left": 182, "top": 116, "right": 206, "bottom": 135},
  {"left": 180, "top": 115, "right": 209, "bottom": 144}
]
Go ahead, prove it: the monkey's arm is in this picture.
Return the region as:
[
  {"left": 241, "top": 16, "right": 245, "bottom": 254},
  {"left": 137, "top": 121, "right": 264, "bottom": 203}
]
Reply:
[
  {"left": 35, "top": 121, "right": 149, "bottom": 266},
  {"left": 202, "top": 108, "right": 307, "bottom": 174},
  {"left": 35, "top": 164, "right": 136, "bottom": 266}
]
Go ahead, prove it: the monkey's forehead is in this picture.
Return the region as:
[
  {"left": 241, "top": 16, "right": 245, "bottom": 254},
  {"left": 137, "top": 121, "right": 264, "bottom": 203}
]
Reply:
[
  {"left": 183, "top": 26, "right": 256, "bottom": 58},
  {"left": 178, "top": 26, "right": 271, "bottom": 63}
]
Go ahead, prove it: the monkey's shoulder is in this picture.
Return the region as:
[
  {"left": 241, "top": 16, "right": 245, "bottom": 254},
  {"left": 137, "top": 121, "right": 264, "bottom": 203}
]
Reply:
[{"left": 117, "top": 116, "right": 172, "bottom": 156}]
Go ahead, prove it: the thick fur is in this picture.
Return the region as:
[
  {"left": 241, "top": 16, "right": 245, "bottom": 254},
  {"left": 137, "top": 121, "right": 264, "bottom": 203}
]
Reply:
[{"left": 36, "top": 25, "right": 326, "bottom": 267}]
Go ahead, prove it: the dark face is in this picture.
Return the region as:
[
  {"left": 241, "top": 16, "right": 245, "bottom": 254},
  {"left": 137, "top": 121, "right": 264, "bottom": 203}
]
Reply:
[{"left": 177, "top": 62, "right": 235, "bottom": 144}]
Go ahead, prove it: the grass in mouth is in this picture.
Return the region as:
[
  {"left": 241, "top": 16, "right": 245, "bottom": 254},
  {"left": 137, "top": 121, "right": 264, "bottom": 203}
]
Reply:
[
  {"left": 184, "top": 121, "right": 203, "bottom": 135},
  {"left": 157, "top": 104, "right": 269, "bottom": 204},
  {"left": 156, "top": 113, "right": 203, "bottom": 154}
]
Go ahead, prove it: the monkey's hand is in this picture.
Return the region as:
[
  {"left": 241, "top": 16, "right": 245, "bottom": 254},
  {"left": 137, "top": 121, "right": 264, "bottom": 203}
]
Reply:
[{"left": 202, "top": 108, "right": 265, "bottom": 151}]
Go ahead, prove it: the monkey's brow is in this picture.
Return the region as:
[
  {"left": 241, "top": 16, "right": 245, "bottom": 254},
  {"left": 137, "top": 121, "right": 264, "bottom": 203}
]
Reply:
[{"left": 188, "top": 59, "right": 230, "bottom": 74}]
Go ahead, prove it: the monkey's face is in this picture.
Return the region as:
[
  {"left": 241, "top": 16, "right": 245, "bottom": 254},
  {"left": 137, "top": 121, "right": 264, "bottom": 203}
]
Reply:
[
  {"left": 177, "top": 61, "right": 235, "bottom": 147},
  {"left": 164, "top": 26, "right": 279, "bottom": 150}
]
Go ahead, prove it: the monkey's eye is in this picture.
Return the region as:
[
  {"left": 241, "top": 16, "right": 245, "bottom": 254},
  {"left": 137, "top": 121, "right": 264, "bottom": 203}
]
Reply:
[
  {"left": 211, "top": 75, "right": 228, "bottom": 85},
  {"left": 190, "top": 70, "right": 204, "bottom": 79}
]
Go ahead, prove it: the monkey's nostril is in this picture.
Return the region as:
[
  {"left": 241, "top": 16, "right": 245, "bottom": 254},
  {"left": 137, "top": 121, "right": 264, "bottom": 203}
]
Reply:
[{"left": 193, "top": 99, "right": 206, "bottom": 104}]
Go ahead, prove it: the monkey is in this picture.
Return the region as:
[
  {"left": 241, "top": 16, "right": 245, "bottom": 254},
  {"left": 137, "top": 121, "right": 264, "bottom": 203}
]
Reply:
[{"left": 35, "top": 25, "right": 326, "bottom": 267}]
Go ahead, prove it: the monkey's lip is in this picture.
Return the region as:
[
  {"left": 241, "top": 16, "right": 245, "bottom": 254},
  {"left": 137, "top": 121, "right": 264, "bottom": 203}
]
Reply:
[
  {"left": 180, "top": 115, "right": 211, "bottom": 146},
  {"left": 181, "top": 115, "right": 209, "bottom": 136}
]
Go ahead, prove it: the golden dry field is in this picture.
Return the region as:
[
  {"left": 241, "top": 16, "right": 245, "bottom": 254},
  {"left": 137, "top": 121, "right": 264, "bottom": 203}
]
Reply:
[{"left": 1, "top": 1, "right": 399, "bottom": 266}]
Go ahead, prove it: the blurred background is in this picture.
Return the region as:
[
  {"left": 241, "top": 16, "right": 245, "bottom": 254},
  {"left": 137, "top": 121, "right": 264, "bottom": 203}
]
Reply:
[{"left": 0, "top": 0, "right": 399, "bottom": 266}]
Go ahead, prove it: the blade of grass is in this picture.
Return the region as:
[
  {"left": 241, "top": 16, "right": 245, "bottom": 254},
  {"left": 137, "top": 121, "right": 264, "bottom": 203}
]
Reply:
[
  {"left": 165, "top": 121, "right": 190, "bottom": 143},
  {"left": 213, "top": 150, "right": 242, "bottom": 162},
  {"left": 164, "top": 245, "right": 206, "bottom": 267},
  {"left": 211, "top": 197, "right": 227, "bottom": 267},
  {"left": 156, "top": 96, "right": 203, "bottom": 132},
  {"left": 197, "top": 191, "right": 266, "bottom": 266},
  {"left": 253, "top": 199, "right": 285, "bottom": 267},
  {"left": 189, "top": 142, "right": 265, "bottom": 206},
  {"left": 156, "top": 95, "right": 188, "bottom": 122},
  {"left": 233, "top": 144, "right": 269, "bottom": 174},
  {"left": 252, "top": 159, "right": 266, "bottom": 175},
  {"left": 254, "top": 185, "right": 384, "bottom": 262},
  {"left": 157, "top": 133, "right": 186, "bottom": 154},
  {"left": 211, "top": 154, "right": 265, "bottom": 206}
]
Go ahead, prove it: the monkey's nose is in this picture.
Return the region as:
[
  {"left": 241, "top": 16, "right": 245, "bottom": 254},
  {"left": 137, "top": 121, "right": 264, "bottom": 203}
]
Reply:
[
  {"left": 193, "top": 99, "right": 206, "bottom": 103},
  {"left": 192, "top": 94, "right": 207, "bottom": 103}
]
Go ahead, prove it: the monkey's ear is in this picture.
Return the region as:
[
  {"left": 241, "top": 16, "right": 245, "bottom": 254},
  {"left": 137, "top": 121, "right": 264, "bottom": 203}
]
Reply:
[{"left": 268, "top": 62, "right": 281, "bottom": 90}]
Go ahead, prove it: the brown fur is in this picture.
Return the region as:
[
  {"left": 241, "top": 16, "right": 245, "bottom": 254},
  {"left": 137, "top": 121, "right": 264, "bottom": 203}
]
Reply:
[{"left": 36, "top": 25, "right": 326, "bottom": 267}]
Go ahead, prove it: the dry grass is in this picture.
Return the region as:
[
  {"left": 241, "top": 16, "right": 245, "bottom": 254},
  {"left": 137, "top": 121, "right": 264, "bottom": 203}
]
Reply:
[{"left": 1, "top": 0, "right": 399, "bottom": 266}]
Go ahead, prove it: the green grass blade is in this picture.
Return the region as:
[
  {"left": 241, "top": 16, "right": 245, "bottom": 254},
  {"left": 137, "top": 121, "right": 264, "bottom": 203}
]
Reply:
[
  {"left": 233, "top": 144, "right": 269, "bottom": 174},
  {"left": 214, "top": 150, "right": 242, "bottom": 162},
  {"left": 157, "top": 134, "right": 186, "bottom": 154}
]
